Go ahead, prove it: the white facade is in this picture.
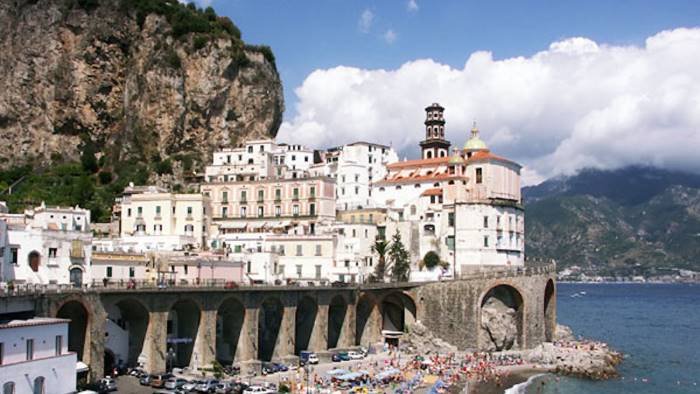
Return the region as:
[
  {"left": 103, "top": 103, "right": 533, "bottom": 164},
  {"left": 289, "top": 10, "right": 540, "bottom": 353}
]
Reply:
[
  {"left": 0, "top": 203, "right": 92, "bottom": 286},
  {"left": 118, "top": 188, "right": 211, "bottom": 251},
  {"left": 312, "top": 142, "right": 398, "bottom": 211},
  {"left": 0, "top": 318, "right": 76, "bottom": 394},
  {"left": 371, "top": 109, "right": 525, "bottom": 278},
  {"left": 206, "top": 139, "right": 314, "bottom": 182}
]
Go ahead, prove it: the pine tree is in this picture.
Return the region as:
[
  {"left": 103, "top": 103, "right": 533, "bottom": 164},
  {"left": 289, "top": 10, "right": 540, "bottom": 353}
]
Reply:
[{"left": 388, "top": 229, "right": 411, "bottom": 282}]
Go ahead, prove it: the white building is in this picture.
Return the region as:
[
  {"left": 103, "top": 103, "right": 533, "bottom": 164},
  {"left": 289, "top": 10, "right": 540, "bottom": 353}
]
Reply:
[
  {"left": 205, "top": 139, "right": 314, "bottom": 182},
  {"left": 0, "top": 203, "right": 92, "bottom": 286},
  {"left": 117, "top": 186, "right": 212, "bottom": 252},
  {"left": 311, "top": 142, "right": 398, "bottom": 211},
  {"left": 0, "top": 317, "right": 77, "bottom": 394},
  {"left": 372, "top": 105, "right": 524, "bottom": 278}
]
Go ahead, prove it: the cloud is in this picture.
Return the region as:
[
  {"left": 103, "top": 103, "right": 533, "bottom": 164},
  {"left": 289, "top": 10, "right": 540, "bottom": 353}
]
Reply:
[
  {"left": 358, "top": 9, "right": 374, "bottom": 33},
  {"left": 407, "top": 0, "right": 419, "bottom": 12},
  {"left": 278, "top": 28, "right": 700, "bottom": 185},
  {"left": 383, "top": 29, "right": 397, "bottom": 44}
]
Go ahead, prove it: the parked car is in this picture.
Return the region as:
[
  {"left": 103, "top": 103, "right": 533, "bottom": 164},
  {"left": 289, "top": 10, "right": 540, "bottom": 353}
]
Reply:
[
  {"left": 165, "top": 378, "right": 188, "bottom": 390},
  {"left": 332, "top": 352, "right": 350, "bottom": 362},
  {"left": 261, "top": 362, "right": 277, "bottom": 375},
  {"left": 273, "top": 362, "right": 289, "bottom": 372},
  {"left": 182, "top": 380, "right": 203, "bottom": 392},
  {"left": 230, "top": 382, "right": 249, "bottom": 394},
  {"left": 348, "top": 350, "right": 364, "bottom": 360},
  {"left": 331, "top": 281, "right": 349, "bottom": 287},
  {"left": 242, "top": 385, "right": 275, "bottom": 394},
  {"left": 196, "top": 379, "right": 219, "bottom": 393},
  {"left": 300, "top": 351, "right": 319, "bottom": 366},
  {"left": 151, "top": 373, "right": 173, "bottom": 388},
  {"left": 100, "top": 377, "right": 117, "bottom": 392},
  {"left": 223, "top": 364, "right": 240, "bottom": 375},
  {"left": 77, "top": 382, "right": 108, "bottom": 394},
  {"left": 139, "top": 375, "right": 153, "bottom": 386},
  {"left": 129, "top": 367, "right": 146, "bottom": 377},
  {"left": 214, "top": 382, "right": 233, "bottom": 394}
]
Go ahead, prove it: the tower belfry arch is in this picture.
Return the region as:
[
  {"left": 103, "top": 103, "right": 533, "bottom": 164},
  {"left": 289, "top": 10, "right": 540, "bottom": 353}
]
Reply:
[{"left": 419, "top": 103, "right": 451, "bottom": 159}]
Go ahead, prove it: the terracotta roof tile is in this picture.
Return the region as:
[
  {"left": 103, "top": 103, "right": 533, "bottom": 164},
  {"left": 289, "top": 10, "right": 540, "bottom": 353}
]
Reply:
[
  {"left": 421, "top": 188, "right": 443, "bottom": 196},
  {"left": 386, "top": 157, "right": 450, "bottom": 169}
]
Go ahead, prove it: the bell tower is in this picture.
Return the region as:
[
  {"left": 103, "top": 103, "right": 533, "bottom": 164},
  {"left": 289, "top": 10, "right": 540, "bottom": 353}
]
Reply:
[{"left": 419, "top": 103, "right": 451, "bottom": 159}]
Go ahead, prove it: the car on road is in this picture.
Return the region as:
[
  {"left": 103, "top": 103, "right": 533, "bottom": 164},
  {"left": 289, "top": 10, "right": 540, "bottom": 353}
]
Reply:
[
  {"left": 332, "top": 352, "right": 350, "bottom": 362},
  {"left": 348, "top": 350, "right": 364, "bottom": 360},
  {"left": 214, "top": 382, "right": 233, "bottom": 393},
  {"left": 139, "top": 375, "right": 153, "bottom": 386},
  {"left": 182, "top": 380, "right": 202, "bottom": 392},
  {"left": 100, "top": 377, "right": 117, "bottom": 392},
  {"left": 299, "top": 351, "right": 319, "bottom": 366},
  {"left": 151, "top": 374, "right": 173, "bottom": 388},
  {"left": 165, "top": 377, "right": 188, "bottom": 390},
  {"left": 242, "top": 385, "right": 275, "bottom": 394},
  {"left": 261, "top": 362, "right": 277, "bottom": 375},
  {"left": 273, "top": 362, "right": 289, "bottom": 372},
  {"left": 196, "top": 379, "right": 219, "bottom": 393}
]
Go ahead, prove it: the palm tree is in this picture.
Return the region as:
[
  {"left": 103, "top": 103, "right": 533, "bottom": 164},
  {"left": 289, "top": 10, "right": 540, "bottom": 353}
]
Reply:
[{"left": 371, "top": 238, "right": 389, "bottom": 282}]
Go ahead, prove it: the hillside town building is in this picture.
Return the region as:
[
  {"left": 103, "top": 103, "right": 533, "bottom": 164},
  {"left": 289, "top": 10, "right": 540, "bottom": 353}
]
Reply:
[
  {"left": 0, "top": 317, "right": 77, "bottom": 394},
  {"left": 0, "top": 102, "right": 524, "bottom": 287},
  {"left": 310, "top": 142, "right": 398, "bottom": 210},
  {"left": 0, "top": 203, "right": 92, "bottom": 286}
]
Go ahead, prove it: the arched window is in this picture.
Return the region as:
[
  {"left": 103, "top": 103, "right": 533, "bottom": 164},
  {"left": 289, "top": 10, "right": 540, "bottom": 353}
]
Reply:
[
  {"left": 28, "top": 251, "right": 40, "bottom": 272},
  {"left": 3, "top": 382, "right": 15, "bottom": 394},
  {"left": 426, "top": 151, "right": 433, "bottom": 159},
  {"left": 33, "top": 377, "right": 45, "bottom": 394}
]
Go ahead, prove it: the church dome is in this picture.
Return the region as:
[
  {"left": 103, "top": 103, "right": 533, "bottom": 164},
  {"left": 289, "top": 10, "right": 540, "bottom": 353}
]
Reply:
[
  {"left": 463, "top": 122, "right": 488, "bottom": 151},
  {"left": 448, "top": 152, "right": 464, "bottom": 164}
]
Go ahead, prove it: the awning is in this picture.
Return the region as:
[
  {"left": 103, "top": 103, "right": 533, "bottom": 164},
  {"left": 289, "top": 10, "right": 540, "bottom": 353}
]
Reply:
[
  {"left": 248, "top": 222, "right": 267, "bottom": 229},
  {"left": 381, "top": 329, "right": 404, "bottom": 338},
  {"left": 219, "top": 222, "right": 247, "bottom": 230},
  {"left": 76, "top": 361, "right": 89, "bottom": 373}
]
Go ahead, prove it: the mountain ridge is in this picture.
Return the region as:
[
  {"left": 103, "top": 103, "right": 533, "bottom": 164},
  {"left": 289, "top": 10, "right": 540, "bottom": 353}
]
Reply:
[{"left": 524, "top": 166, "right": 700, "bottom": 276}]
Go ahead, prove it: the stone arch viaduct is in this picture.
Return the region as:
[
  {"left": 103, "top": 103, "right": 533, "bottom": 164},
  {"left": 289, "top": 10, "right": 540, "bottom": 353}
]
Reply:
[{"left": 11, "top": 264, "right": 555, "bottom": 381}]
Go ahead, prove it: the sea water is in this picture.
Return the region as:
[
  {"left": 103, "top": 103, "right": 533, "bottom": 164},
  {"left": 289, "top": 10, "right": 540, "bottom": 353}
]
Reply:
[{"left": 517, "top": 283, "right": 700, "bottom": 394}]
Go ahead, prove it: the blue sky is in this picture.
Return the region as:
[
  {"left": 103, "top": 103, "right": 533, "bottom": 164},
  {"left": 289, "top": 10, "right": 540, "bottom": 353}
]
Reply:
[
  {"left": 206, "top": 0, "right": 700, "bottom": 113},
  {"left": 193, "top": 1, "right": 700, "bottom": 183}
]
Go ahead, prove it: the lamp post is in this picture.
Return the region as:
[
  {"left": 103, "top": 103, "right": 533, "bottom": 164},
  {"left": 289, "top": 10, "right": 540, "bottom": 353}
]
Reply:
[{"left": 166, "top": 347, "right": 176, "bottom": 373}]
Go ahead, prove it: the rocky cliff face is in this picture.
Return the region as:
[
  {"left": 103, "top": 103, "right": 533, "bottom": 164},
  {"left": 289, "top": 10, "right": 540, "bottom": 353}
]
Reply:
[{"left": 0, "top": 0, "right": 283, "bottom": 171}]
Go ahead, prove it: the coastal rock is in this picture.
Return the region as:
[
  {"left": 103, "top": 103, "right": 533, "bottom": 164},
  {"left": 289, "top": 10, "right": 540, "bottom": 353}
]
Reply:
[
  {"left": 0, "top": 0, "right": 283, "bottom": 173},
  {"left": 479, "top": 297, "right": 519, "bottom": 351},
  {"left": 524, "top": 341, "right": 622, "bottom": 380},
  {"left": 553, "top": 324, "right": 575, "bottom": 341},
  {"left": 401, "top": 321, "right": 457, "bottom": 354}
]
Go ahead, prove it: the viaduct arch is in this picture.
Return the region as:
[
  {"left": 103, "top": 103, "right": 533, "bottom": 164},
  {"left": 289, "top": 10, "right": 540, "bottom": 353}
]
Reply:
[{"left": 32, "top": 263, "right": 554, "bottom": 381}]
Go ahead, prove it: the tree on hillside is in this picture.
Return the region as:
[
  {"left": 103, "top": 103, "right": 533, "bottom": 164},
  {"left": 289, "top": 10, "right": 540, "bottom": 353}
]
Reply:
[
  {"left": 370, "top": 238, "right": 389, "bottom": 282},
  {"left": 388, "top": 229, "right": 410, "bottom": 282}
]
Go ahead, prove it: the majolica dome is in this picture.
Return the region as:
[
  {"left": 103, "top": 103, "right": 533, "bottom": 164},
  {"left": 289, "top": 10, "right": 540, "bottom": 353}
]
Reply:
[{"left": 463, "top": 122, "right": 488, "bottom": 151}]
